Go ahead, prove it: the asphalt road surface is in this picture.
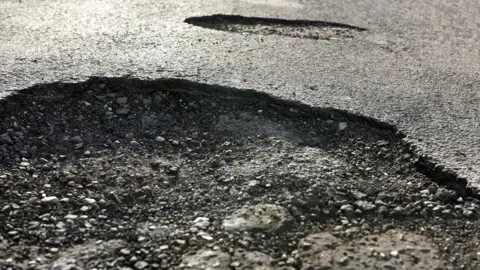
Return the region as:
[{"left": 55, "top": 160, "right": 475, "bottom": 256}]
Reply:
[
  {"left": 1, "top": 0, "right": 479, "bottom": 191},
  {"left": 1, "top": 0, "right": 480, "bottom": 269}
]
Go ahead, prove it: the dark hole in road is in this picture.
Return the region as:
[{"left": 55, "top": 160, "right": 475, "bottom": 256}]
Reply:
[
  {"left": 0, "top": 77, "right": 475, "bottom": 269},
  {"left": 184, "top": 14, "right": 366, "bottom": 40}
]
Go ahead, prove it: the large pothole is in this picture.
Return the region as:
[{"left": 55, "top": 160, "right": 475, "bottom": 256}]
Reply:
[
  {"left": 0, "top": 78, "right": 479, "bottom": 269},
  {"left": 184, "top": 14, "right": 366, "bottom": 40}
]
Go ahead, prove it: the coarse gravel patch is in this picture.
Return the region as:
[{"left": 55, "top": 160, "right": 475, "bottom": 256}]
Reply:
[
  {"left": 184, "top": 14, "right": 366, "bottom": 40},
  {"left": 1, "top": 78, "right": 480, "bottom": 269}
]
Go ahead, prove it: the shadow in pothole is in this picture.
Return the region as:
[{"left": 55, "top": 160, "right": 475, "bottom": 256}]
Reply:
[{"left": 184, "top": 14, "right": 366, "bottom": 40}]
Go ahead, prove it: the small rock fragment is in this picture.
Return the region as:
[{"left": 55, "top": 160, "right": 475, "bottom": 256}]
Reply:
[
  {"left": 338, "top": 122, "right": 348, "bottom": 130},
  {"left": 130, "top": 140, "right": 140, "bottom": 148},
  {"left": 193, "top": 217, "right": 210, "bottom": 229},
  {"left": 117, "top": 97, "right": 128, "bottom": 104},
  {"left": 134, "top": 261, "right": 148, "bottom": 270},
  {"left": 223, "top": 204, "right": 293, "bottom": 232},
  {"left": 155, "top": 136, "right": 166, "bottom": 142},
  {"left": 125, "top": 133, "right": 135, "bottom": 141},
  {"left": 117, "top": 107, "right": 131, "bottom": 115},
  {"left": 463, "top": 209, "right": 474, "bottom": 217},
  {"left": 74, "top": 143, "right": 84, "bottom": 150},
  {"left": 70, "top": 136, "right": 83, "bottom": 144},
  {"left": 85, "top": 198, "right": 96, "bottom": 204},
  {"left": 41, "top": 196, "right": 59, "bottom": 205},
  {"left": 180, "top": 249, "right": 231, "bottom": 270},
  {"left": 340, "top": 204, "right": 354, "bottom": 215},
  {"left": 355, "top": 201, "right": 376, "bottom": 211}
]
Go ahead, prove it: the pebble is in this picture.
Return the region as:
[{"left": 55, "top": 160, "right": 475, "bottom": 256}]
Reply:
[
  {"left": 223, "top": 204, "right": 293, "bottom": 232},
  {"left": 0, "top": 134, "right": 13, "bottom": 145},
  {"left": 64, "top": 214, "right": 78, "bottom": 220},
  {"left": 378, "top": 206, "right": 389, "bottom": 215},
  {"left": 120, "top": 248, "right": 131, "bottom": 255},
  {"left": 134, "top": 261, "right": 148, "bottom": 270},
  {"left": 179, "top": 249, "right": 230, "bottom": 270},
  {"left": 70, "top": 136, "right": 83, "bottom": 144},
  {"left": 345, "top": 227, "right": 360, "bottom": 234},
  {"left": 286, "top": 257, "right": 296, "bottom": 265},
  {"left": 340, "top": 204, "right": 354, "bottom": 214},
  {"left": 463, "top": 209, "right": 474, "bottom": 217},
  {"left": 41, "top": 196, "right": 59, "bottom": 205},
  {"left": 238, "top": 240, "right": 249, "bottom": 247},
  {"left": 338, "top": 122, "right": 348, "bottom": 130},
  {"left": 391, "top": 206, "right": 405, "bottom": 216},
  {"left": 442, "top": 209, "right": 452, "bottom": 215},
  {"left": 143, "top": 99, "right": 152, "bottom": 106},
  {"left": 193, "top": 217, "right": 210, "bottom": 229},
  {"left": 351, "top": 190, "right": 368, "bottom": 200},
  {"left": 175, "top": 239, "right": 186, "bottom": 245},
  {"left": 125, "top": 133, "right": 135, "bottom": 141},
  {"left": 117, "top": 108, "right": 131, "bottom": 115},
  {"left": 155, "top": 136, "right": 166, "bottom": 142},
  {"left": 130, "top": 140, "right": 140, "bottom": 148},
  {"left": 198, "top": 232, "right": 214, "bottom": 241},
  {"left": 116, "top": 97, "right": 128, "bottom": 104},
  {"left": 355, "top": 200, "right": 376, "bottom": 211},
  {"left": 74, "top": 143, "right": 84, "bottom": 150},
  {"left": 85, "top": 198, "right": 96, "bottom": 204}
]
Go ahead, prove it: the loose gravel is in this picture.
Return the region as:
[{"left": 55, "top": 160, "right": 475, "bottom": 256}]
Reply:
[
  {"left": 1, "top": 79, "right": 480, "bottom": 269},
  {"left": 184, "top": 15, "right": 365, "bottom": 40}
]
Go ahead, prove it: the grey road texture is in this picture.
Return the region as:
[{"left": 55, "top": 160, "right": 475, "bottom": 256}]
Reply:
[
  {"left": 2, "top": 1, "right": 480, "bottom": 269},
  {"left": 1, "top": 0, "right": 478, "bottom": 191},
  {"left": 1, "top": 0, "right": 479, "bottom": 189},
  {"left": 0, "top": 0, "right": 480, "bottom": 188}
]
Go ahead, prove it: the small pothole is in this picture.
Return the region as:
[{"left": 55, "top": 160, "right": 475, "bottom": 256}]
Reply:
[
  {"left": 0, "top": 78, "right": 477, "bottom": 269},
  {"left": 184, "top": 14, "right": 366, "bottom": 40}
]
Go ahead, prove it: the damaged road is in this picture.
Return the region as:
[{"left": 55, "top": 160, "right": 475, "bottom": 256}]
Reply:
[
  {"left": 1, "top": 79, "right": 479, "bottom": 269},
  {"left": 2, "top": 0, "right": 480, "bottom": 269}
]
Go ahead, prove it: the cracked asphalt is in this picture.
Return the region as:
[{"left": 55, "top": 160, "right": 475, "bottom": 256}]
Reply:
[{"left": 0, "top": 1, "right": 479, "bottom": 190}]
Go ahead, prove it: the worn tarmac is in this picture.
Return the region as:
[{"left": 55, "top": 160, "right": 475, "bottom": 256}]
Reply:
[{"left": 0, "top": 0, "right": 479, "bottom": 191}]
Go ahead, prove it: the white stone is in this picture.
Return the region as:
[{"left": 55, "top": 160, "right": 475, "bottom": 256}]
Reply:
[
  {"left": 85, "top": 198, "right": 96, "bottom": 204},
  {"left": 41, "top": 196, "right": 59, "bottom": 204},
  {"left": 180, "top": 249, "right": 230, "bottom": 270},
  {"left": 223, "top": 204, "right": 293, "bottom": 232},
  {"left": 193, "top": 217, "right": 210, "bottom": 229}
]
